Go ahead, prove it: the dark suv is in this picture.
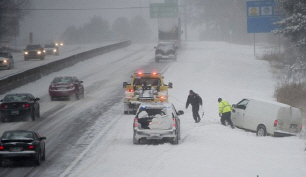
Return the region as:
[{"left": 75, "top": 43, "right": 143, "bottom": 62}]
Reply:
[
  {"left": 154, "top": 42, "right": 177, "bottom": 63},
  {"left": 24, "top": 44, "right": 45, "bottom": 60}
]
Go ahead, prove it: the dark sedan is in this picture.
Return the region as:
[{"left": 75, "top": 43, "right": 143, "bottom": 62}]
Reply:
[
  {"left": 49, "top": 76, "right": 84, "bottom": 100},
  {"left": 0, "top": 130, "right": 46, "bottom": 166},
  {"left": 23, "top": 44, "right": 45, "bottom": 60},
  {"left": 0, "top": 93, "right": 40, "bottom": 122}
]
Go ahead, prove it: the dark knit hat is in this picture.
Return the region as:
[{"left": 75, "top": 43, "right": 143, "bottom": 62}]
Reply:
[
  {"left": 189, "top": 90, "right": 194, "bottom": 94},
  {"left": 218, "top": 98, "right": 222, "bottom": 102}
]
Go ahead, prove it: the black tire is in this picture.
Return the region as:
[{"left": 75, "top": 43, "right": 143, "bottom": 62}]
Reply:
[
  {"left": 155, "top": 58, "right": 159, "bottom": 63},
  {"left": 1, "top": 117, "right": 5, "bottom": 123},
  {"left": 50, "top": 96, "right": 55, "bottom": 101},
  {"left": 124, "top": 111, "right": 128, "bottom": 114},
  {"left": 31, "top": 109, "right": 35, "bottom": 121},
  {"left": 0, "top": 159, "right": 2, "bottom": 167},
  {"left": 75, "top": 93, "right": 79, "bottom": 100},
  {"left": 172, "top": 133, "right": 179, "bottom": 145},
  {"left": 256, "top": 125, "right": 267, "bottom": 137},
  {"left": 34, "top": 152, "right": 41, "bottom": 166},
  {"left": 133, "top": 131, "right": 139, "bottom": 144},
  {"left": 41, "top": 148, "right": 46, "bottom": 161}
]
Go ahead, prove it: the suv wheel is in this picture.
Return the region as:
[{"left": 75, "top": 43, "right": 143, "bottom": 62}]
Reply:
[{"left": 133, "top": 131, "right": 139, "bottom": 144}]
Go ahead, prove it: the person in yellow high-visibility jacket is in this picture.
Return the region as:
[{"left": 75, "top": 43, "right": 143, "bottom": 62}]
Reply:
[{"left": 218, "top": 98, "right": 235, "bottom": 129}]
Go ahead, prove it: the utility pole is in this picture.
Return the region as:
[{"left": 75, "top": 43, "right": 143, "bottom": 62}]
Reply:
[{"left": 183, "top": 0, "right": 187, "bottom": 40}]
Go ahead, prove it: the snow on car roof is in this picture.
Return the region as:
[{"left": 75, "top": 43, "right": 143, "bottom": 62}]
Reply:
[{"left": 139, "top": 102, "right": 172, "bottom": 109}]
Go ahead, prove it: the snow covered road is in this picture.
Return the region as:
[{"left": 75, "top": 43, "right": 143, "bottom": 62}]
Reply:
[{"left": 0, "top": 42, "right": 305, "bottom": 177}]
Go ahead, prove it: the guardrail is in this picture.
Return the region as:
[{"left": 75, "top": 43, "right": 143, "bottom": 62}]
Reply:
[{"left": 0, "top": 40, "right": 131, "bottom": 94}]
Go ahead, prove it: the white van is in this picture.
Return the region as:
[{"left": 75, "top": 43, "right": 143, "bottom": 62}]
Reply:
[{"left": 231, "top": 98, "right": 303, "bottom": 136}]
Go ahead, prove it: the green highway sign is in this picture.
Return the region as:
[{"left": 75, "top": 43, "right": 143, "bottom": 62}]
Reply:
[{"left": 150, "top": 3, "right": 178, "bottom": 18}]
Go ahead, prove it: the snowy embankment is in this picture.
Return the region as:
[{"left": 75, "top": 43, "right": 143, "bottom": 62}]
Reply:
[{"left": 65, "top": 41, "right": 306, "bottom": 177}]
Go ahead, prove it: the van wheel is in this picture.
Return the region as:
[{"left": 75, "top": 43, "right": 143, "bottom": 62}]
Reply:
[{"left": 256, "top": 125, "right": 267, "bottom": 136}]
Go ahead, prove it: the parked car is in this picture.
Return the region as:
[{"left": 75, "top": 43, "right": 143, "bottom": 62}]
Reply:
[
  {"left": 23, "top": 44, "right": 45, "bottom": 60},
  {"left": 0, "top": 50, "right": 14, "bottom": 69},
  {"left": 154, "top": 42, "right": 177, "bottom": 63},
  {"left": 231, "top": 98, "right": 303, "bottom": 136},
  {"left": 133, "top": 102, "right": 184, "bottom": 144},
  {"left": 0, "top": 93, "right": 40, "bottom": 122},
  {"left": 0, "top": 130, "right": 46, "bottom": 166},
  {"left": 49, "top": 76, "right": 84, "bottom": 101},
  {"left": 44, "top": 43, "right": 59, "bottom": 56}
]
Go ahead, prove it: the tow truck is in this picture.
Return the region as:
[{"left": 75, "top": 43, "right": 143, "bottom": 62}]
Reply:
[{"left": 123, "top": 72, "right": 173, "bottom": 114}]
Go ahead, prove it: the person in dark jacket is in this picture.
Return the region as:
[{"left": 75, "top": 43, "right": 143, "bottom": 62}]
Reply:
[{"left": 186, "top": 90, "right": 203, "bottom": 123}]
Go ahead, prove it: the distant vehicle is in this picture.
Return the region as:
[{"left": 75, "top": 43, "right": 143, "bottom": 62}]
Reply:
[
  {"left": 133, "top": 102, "right": 184, "bottom": 145},
  {"left": 0, "top": 50, "right": 14, "bottom": 70},
  {"left": 44, "top": 43, "right": 59, "bottom": 56},
  {"left": 23, "top": 44, "right": 45, "bottom": 60},
  {"left": 55, "top": 41, "right": 64, "bottom": 47},
  {"left": 154, "top": 42, "right": 177, "bottom": 62},
  {"left": 49, "top": 76, "right": 84, "bottom": 101},
  {"left": 0, "top": 130, "right": 46, "bottom": 166},
  {"left": 0, "top": 93, "right": 40, "bottom": 122},
  {"left": 231, "top": 98, "right": 303, "bottom": 136}
]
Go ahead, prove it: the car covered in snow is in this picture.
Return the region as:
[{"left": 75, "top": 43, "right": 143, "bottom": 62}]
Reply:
[
  {"left": 0, "top": 50, "right": 14, "bottom": 70},
  {"left": 133, "top": 102, "right": 184, "bottom": 145},
  {"left": 44, "top": 43, "right": 59, "bottom": 56},
  {"left": 49, "top": 76, "right": 84, "bottom": 100},
  {"left": 0, "top": 130, "right": 46, "bottom": 166},
  {"left": 23, "top": 44, "right": 45, "bottom": 60},
  {"left": 154, "top": 42, "right": 177, "bottom": 62},
  {"left": 0, "top": 93, "right": 40, "bottom": 122}
]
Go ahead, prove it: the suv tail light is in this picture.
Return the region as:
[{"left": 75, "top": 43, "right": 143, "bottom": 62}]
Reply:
[
  {"left": 0, "top": 146, "right": 4, "bottom": 150},
  {"left": 274, "top": 120, "right": 278, "bottom": 127},
  {"left": 173, "top": 118, "right": 176, "bottom": 128},
  {"left": 134, "top": 118, "right": 138, "bottom": 127},
  {"left": 29, "top": 145, "right": 34, "bottom": 150}
]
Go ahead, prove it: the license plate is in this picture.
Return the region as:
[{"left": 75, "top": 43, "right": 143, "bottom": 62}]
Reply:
[
  {"left": 11, "top": 110, "right": 19, "bottom": 115},
  {"left": 10, "top": 147, "right": 22, "bottom": 152}
]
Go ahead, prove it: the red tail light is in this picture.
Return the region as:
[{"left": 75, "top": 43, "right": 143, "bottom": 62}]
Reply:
[
  {"left": 134, "top": 118, "right": 138, "bottom": 127},
  {"left": 173, "top": 118, "right": 176, "bottom": 128},
  {"left": 22, "top": 103, "right": 30, "bottom": 108},
  {"left": 152, "top": 72, "right": 157, "bottom": 75},
  {"left": 0, "top": 104, "right": 7, "bottom": 109},
  {"left": 274, "top": 120, "right": 278, "bottom": 127},
  {"left": 29, "top": 145, "right": 34, "bottom": 149},
  {"left": 0, "top": 146, "right": 4, "bottom": 150},
  {"left": 138, "top": 72, "right": 142, "bottom": 75},
  {"left": 127, "top": 89, "right": 134, "bottom": 92},
  {"left": 300, "top": 124, "right": 303, "bottom": 132}
]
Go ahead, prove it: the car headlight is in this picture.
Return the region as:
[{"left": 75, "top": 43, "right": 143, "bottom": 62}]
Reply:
[
  {"left": 53, "top": 49, "right": 57, "bottom": 52},
  {"left": 60, "top": 43, "right": 63, "bottom": 46},
  {"left": 24, "top": 51, "right": 28, "bottom": 55},
  {"left": 37, "top": 51, "right": 41, "bottom": 55},
  {"left": 55, "top": 43, "right": 59, "bottom": 46},
  {"left": 3, "top": 59, "right": 7, "bottom": 63},
  {"left": 43, "top": 50, "right": 46, "bottom": 53}
]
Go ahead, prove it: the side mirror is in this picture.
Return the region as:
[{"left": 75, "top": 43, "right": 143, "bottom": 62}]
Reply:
[
  {"left": 168, "top": 82, "right": 173, "bottom": 88},
  {"left": 123, "top": 82, "right": 127, "bottom": 88},
  {"left": 177, "top": 110, "right": 184, "bottom": 115},
  {"left": 232, "top": 104, "right": 237, "bottom": 108},
  {"left": 35, "top": 98, "right": 40, "bottom": 101},
  {"left": 40, "top": 137, "right": 46, "bottom": 140},
  {"left": 80, "top": 81, "right": 83, "bottom": 83}
]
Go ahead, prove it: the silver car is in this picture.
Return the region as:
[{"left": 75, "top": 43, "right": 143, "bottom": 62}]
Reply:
[
  {"left": 0, "top": 51, "right": 14, "bottom": 70},
  {"left": 133, "top": 102, "right": 184, "bottom": 145}
]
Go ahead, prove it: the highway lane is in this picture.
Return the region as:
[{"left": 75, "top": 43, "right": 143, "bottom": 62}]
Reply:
[{"left": 0, "top": 43, "right": 172, "bottom": 177}]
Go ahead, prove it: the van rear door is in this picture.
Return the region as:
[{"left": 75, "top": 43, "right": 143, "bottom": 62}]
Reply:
[
  {"left": 289, "top": 107, "right": 302, "bottom": 134},
  {"left": 276, "top": 107, "right": 291, "bottom": 133}
]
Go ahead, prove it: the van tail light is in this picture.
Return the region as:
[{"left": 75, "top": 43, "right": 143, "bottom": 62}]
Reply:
[
  {"left": 134, "top": 118, "right": 138, "bottom": 127},
  {"left": 274, "top": 120, "right": 278, "bottom": 127},
  {"left": 173, "top": 118, "right": 176, "bottom": 128},
  {"left": 300, "top": 124, "right": 303, "bottom": 132}
]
